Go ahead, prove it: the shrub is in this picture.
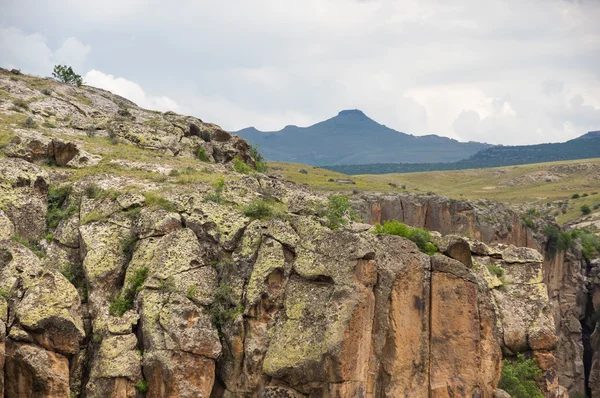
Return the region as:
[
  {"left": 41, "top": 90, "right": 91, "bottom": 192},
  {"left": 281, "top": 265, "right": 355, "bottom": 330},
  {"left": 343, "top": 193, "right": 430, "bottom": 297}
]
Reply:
[
  {"left": 250, "top": 145, "right": 267, "bottom": 173},
  {"left": 544, "top": 226, "right": 574, "bottom": 258},
  {"left": 572, "top": 193, "right": 580, "bottom": 199},
  {"left": 109, "top": 267, "right": 148, "bottom": 316},
  {"left": 498, "top": 353, "right": 543, "bottom": 398},
  {"left": 197, "top": 147, "right": 210, "bottom": 162},
  {"left": 0, "top": 289, "right": 9, "bottom": 300},
  {"left": 572, "top": 229, "right": 600, "bottom": 260},
  {"left": 46, "top": 186, "right": 78, "bottom": 230},
  {"left": 520, "top": 215, "right": 535, "bottom": 230},
  {"left": 233, "top": 156, "right": 252, "bottom": 174},
  {"left": 52, "top": 65, "right": 83, "bottom": 86},
  {"left": 23, "top": 117, "right": 36, "bottom": 128},
  {"left": 41, "top": 88, "right": 52, "bottom": 96},
  {"left": 581, "top": 204, "right": 591, "bottom": 215},
  {"left": 207, "top": 284, "right": 244, "bottom": 332},
  {"left": 11, "top": 234, "right": 44, "bottom": 258},
  {"left": 243, "top": 199, "right": 274, "bottom": 220},
  {"left": 204, "top": 179, "right": 225, "bottom": 204},
  {"left": 12, "top": 98, "right": 28, "bottom": 109},
  {"left": 487, "top": 265, "right": 505, "bottom": 277},
  {"left": 582, "top": 193, "right": 589, "bottom": 197},
  {"left": 373, "top": 220, "right": 438, "bottom": 255},
  {"left": 121, "top": 236, "right": 137, "bottom": 262},
  {"left": 135, "top": 380, "right": 148, "bottom": 393},
  {"left": 326, "top": 195, "right": 353, "bottom": 229}
]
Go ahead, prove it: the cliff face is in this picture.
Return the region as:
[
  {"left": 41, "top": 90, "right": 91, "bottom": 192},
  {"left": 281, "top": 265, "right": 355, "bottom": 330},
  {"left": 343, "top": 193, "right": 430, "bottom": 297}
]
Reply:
[
  {"left": 356, "top": 193, "right": 595, "bottom": 397},
  {"left": 0, "top": 69, "right": 582, "bottom": 397}
]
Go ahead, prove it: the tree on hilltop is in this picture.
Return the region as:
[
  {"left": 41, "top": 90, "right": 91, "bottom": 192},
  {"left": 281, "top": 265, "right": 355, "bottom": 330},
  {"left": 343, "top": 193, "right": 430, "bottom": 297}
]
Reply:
[{"left": 52, "top": 65, "right": 83, "bottom": 86}]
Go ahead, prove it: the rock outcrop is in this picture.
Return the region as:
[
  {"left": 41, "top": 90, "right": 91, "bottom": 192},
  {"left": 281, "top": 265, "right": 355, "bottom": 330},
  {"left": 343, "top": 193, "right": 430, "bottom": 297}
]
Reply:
[{"left": 0, "top": 69, "right": 586, "bottom": 398}]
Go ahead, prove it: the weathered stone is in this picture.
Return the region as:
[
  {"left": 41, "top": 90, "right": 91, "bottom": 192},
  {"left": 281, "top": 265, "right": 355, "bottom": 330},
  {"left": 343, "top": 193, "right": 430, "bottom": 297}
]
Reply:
[
  {"left": 0, "top": 211, "right": 15, "bottom": 240},
  {"left": 4, "top": 340, "right": 70, "bottom": 398},
  {"left": 0, "top": 158, "right": 49, "bottom": 239}
]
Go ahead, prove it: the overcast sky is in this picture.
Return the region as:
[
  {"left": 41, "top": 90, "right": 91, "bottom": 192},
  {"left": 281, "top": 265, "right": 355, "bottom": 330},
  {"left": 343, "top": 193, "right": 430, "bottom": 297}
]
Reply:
[{"left": 2, "top": 0, "right": 599, "bottom": 145}]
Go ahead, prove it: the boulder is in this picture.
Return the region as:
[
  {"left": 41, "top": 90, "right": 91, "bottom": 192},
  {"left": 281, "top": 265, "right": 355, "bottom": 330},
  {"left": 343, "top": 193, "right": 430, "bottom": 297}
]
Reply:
[{"left": 0, "top": 158, "right": 49, "bottom": 239}]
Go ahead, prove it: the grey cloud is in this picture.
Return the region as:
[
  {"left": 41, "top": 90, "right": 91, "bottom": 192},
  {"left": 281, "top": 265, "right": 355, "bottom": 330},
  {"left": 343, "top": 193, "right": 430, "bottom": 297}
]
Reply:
[{"left": 1, "top": 0, "right": 599, "bottom": 141}]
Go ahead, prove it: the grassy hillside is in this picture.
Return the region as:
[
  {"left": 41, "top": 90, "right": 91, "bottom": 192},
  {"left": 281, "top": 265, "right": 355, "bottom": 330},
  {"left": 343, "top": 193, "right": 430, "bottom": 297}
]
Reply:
[{"left": 270, "top": 158, "right": 600, "bottom": 225}]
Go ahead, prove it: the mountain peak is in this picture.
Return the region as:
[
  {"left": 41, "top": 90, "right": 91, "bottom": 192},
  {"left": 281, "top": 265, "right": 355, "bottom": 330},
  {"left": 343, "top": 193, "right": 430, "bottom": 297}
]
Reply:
[{"left": 337, "top": 109, "right": 366, "bottom": 117}]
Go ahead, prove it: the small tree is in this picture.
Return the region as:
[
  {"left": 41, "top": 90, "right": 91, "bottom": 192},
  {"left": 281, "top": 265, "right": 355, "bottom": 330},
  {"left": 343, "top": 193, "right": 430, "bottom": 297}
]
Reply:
[
  {"left": 52, "top": 65, "right": 83, "bottom": 86},
  {"left": 581, "top": 204, "right": 591, "bottom": 215}
]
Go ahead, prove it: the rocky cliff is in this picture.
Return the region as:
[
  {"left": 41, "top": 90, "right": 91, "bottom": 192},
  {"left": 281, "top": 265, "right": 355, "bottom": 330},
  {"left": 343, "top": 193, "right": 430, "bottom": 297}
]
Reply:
[
  {"left": 0, "top": 69, "right": 593, "bottom": 397},
  {"left": 355, "top": 193, "right": 600, "bottom": 397}
]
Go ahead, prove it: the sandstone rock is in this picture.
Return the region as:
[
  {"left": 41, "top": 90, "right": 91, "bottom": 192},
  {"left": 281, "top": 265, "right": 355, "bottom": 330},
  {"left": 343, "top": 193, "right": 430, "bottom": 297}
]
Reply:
[
  {"left": 53, "top": 139, "right": 101, "bottom": 167},
  {"left": 4, "top": 340, "right": 70, "bottom": 398},
  {"left": 494, "top": 389, "right": 511, "bottom": 398},
  {"left": 0, "top": 158, "right": 49, "bottom": 239}
]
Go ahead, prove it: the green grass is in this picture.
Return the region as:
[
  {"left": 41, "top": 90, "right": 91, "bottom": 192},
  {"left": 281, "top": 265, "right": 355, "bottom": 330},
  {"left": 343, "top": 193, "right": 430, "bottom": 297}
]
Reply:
[
  {"left": 81, "top": 210, "right": 108, "bottom": 225},
  {"left": 143, "top": 192, "right": 176, "bottom": 212},
  {"left": 487, "top": 265, "right": 505, "bottom": 277},
  {"left": 135, "top": 380, "right": 148, "bottom": 393},
  {"left": 372, "top": 220, "right": 437, "bottom": 255},
  {"left": 325, "top": 195, "right": 354, "bottom": 229}
]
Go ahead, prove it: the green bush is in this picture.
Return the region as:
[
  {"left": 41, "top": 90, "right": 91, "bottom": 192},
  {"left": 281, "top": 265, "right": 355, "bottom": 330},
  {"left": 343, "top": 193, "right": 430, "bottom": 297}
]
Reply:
[
  {"left": 581, "top": 204, "right": 591, "bottom": 215},
  {"left": 544, "top": 225, "right": 574, "bottom": 258},
  {"left": 372, "top": 220, "right": 438, "bottom": 255},
  {"left": 109, "top": 267, "right": 148, "bottom": 316},
  {"left": 47, "top": 186, "right": 78, "bottom": 230},
  {"left": 135, "top": 380, "right": 148, "bottom": 393},
  {"left": 326, "top": 195, "right": 354, "bottom": 229},
  {"left": 487, "top": 265, "right": 505, "bottom": 277},
  {"left": 207, "top": 284, "right": 244, "bottom": 332},
  {"left": 572, "top": 193, "right": 580, "bottom": 199},
  {"left": 520, "top": 215, "right": 535, "bottom": 229},
  {"left": 0, "top": 289, "right": 9, "bottom": 300},
  {"left": 250, "top": 145, "right": 267, "bottom": 173},
  {"left": 233, "top": 156, "right": 252, "bottom": 174},
  {"left": 572, "top": 229, "right": 600, "bottom": 260},
  {"left": 23, "top": 117, "right": 36, "bottom": 128},
  {"left": 498, "top": 353, "right": 543, "bottom": 398},
  {"left": 12, "top": 98, "right": 28, "bottom": 109},
  {"left": 197, "top": 147, "right": 210, "bottom": 162},
  {"left": 52, "top": 65, "right": 83, "bottom": 86},
  {"left": 243, "top": 199, "right": 274, "bottom": 220},
  {"left": 204, "top": 179, "right": 225, "bottom": 204}
]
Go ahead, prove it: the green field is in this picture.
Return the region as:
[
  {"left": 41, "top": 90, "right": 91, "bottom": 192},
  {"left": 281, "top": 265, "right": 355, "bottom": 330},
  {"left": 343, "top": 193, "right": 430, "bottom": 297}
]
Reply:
[{"left": 270, "top": 158, "right": 600, "bottom": 225}]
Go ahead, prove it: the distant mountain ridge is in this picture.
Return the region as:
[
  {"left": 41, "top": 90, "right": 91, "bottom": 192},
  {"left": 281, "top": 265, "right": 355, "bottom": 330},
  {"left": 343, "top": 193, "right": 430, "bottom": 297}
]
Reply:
[
  {"left": 234, "top": 109, "right": 491, "bottom": 166},
  {"left": 323, "top": 133, "right": 600, "bottom": 175}
]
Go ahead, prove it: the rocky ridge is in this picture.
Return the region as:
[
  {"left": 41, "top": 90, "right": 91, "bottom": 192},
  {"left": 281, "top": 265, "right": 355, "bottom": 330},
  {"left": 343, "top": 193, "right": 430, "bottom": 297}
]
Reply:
[{"left": 0, "top": 69, "right": 595, "bottom": 397}]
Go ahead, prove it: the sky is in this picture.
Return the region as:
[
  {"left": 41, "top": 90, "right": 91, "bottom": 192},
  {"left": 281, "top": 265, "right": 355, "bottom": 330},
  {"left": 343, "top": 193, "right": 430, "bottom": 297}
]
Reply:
[{"left": 1, "top": 0, "right": 599, "bottom": 145}]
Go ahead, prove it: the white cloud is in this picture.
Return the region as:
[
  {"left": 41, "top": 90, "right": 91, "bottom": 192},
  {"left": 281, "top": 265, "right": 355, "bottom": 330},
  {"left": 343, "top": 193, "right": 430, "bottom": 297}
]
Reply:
[
  {"left": 84, "top": 70, "right": 180, "bottom": 112},
  {"left": 0, "top": 26, "right": 53, "bottom": 75},
  {"left": 54, "top": 37, "right": 91, "bottom": 70}
]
